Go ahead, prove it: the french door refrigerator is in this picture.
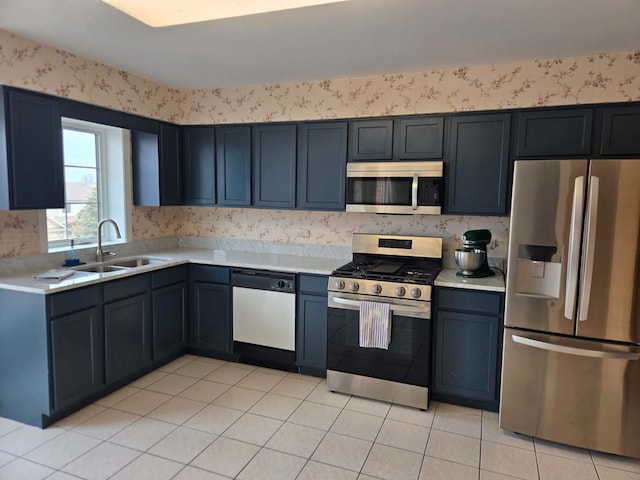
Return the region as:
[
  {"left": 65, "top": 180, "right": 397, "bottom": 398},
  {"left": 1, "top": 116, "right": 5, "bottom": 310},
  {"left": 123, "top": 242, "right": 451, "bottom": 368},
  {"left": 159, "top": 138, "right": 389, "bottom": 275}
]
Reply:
[{"left": 500, "top": 159, "right": 640, "bottom": 458}]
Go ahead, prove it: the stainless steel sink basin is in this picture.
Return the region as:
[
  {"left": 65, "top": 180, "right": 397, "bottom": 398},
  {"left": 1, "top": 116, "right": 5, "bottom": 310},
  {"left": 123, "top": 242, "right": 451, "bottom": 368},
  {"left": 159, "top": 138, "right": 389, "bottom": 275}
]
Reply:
[
  {"left": 74, "top": 265, "right": 129, "bottom": 273},
  {"left": 72, "top": 256, "right": 169, "bottom": 274},
  {"left": 110, "top": 257, "right": 168, "bottom": 268}
]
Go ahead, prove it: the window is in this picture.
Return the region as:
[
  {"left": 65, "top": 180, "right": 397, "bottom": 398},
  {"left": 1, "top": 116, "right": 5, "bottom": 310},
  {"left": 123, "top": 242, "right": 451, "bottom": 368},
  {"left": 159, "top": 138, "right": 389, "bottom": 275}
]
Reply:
[{"left": 45, "top": 118, "right": 130, "bottom": 251}]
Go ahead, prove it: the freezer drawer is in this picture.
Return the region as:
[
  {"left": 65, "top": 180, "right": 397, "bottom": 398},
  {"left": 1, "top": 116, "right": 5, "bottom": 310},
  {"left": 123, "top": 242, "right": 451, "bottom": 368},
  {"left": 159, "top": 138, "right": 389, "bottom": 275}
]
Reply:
[{"left": 500, "top": 329, "right": 640, "bottom": 458}]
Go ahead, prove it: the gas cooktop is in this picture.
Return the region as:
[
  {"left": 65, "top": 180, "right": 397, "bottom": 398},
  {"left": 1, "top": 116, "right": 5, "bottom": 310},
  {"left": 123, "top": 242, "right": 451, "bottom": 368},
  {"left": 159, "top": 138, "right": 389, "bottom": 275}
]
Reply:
[
  {"left": 328, "top": 233, "right": 443, "bottom": 301},
  {"left": 332, "top": 260, "right": 440, "bottom": 285}
]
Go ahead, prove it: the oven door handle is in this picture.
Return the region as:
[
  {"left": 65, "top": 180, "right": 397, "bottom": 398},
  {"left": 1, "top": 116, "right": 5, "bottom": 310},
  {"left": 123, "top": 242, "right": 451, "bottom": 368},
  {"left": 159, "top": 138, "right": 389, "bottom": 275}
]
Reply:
[{"left": 328, "top": 295, "right": 430, "bottom": 319}]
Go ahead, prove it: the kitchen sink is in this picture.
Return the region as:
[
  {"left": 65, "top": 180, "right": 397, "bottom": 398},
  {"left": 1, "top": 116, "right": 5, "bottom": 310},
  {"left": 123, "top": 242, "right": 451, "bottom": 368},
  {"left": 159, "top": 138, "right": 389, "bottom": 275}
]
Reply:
[
  {"left": 110, "top": 257, "right": 166, "bottom": 268},
  {"left": 74, "top": 265, "right": 129, "bottom": 273},
  {"left": 72, "top": 256, "right": 170, "bottom": 273}
]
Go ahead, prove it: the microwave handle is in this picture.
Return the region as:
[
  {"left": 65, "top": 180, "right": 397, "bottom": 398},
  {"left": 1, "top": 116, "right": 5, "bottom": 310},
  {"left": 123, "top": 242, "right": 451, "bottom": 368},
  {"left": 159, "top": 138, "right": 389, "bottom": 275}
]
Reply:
[{"left": 411, "top": 173, "right": 418, "bottom": 211}]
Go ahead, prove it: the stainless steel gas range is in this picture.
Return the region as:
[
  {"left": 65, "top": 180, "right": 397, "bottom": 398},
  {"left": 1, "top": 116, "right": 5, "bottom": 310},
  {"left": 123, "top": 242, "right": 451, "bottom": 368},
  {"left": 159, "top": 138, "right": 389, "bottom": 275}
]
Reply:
[{"left": 327, "top": 233, "right": 442, "bottom": 409}]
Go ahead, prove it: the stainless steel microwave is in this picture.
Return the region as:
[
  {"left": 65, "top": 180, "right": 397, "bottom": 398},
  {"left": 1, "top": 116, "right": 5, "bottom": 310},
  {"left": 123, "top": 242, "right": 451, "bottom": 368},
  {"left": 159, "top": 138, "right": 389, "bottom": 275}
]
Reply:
[{"left": 346, "top": 161, "right": 443, "bottom": 214}]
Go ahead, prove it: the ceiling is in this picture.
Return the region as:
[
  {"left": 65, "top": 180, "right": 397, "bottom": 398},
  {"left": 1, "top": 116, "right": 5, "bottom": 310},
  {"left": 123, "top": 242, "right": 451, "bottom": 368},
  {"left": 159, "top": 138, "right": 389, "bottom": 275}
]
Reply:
[{"left": 2, "top": 0, "right": 639, "bottom": 90}]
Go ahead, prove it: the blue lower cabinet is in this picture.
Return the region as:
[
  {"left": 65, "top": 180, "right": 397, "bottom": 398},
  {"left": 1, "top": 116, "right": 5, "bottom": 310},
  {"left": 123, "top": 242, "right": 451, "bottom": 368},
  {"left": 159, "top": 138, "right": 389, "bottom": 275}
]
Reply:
[
  {"left": 189, "top": 266, "right": 232, "bottom": 357},
  {"left": 50, "top": 306, "right": 104, "bottom": 412},
  {"left": 153, "top": 282, "right": 188, "bottom": 361},
  {"left": 104, "top": 292, "right": 152, "bottom": 385},
  {"left": 432, "top": 288, "right": 503, "bottom": 411},
  {"left": 296, "top": 274, "right": 328, "bottom": 377}
]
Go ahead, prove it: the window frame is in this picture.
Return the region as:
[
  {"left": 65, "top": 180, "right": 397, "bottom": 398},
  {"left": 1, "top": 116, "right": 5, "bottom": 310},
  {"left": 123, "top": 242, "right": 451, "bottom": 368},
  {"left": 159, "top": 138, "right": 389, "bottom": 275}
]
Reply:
[{"left": 43, "top": 118, "right": 131, "bottom": 253}]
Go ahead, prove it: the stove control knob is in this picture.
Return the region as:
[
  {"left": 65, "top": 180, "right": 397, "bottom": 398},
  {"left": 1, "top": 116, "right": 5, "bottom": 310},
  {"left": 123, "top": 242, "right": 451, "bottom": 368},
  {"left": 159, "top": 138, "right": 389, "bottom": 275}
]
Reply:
[
  {"left": 410, "top": 288, "right": 422, "bottom": 299},
  {"left": 395, "top": 286, "right": 406, "bottom": 297},
  {"left": 371, "top": 284, "right": 382, "bottom": 294},
  {"left": 334, "top": 280, "right": 345, "bottom": 290},
  {"left": 349, "top": 282, "right": 360, "bottom": 292}
]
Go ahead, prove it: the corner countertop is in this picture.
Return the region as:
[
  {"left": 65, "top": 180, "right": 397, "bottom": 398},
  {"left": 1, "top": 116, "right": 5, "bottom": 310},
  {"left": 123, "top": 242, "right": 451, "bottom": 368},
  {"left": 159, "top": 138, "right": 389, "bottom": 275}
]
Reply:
[
  {"left": 435, "top": 268, "right": 505, "bottom": 293},
  {"left": 0, "top": 247, "right": 348, "bottom": 295}
]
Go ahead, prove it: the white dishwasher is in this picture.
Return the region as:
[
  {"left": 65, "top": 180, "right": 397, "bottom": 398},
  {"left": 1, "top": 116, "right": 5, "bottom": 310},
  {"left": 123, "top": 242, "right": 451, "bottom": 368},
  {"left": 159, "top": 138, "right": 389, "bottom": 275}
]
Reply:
[{"left": 231, "top": 268, "right": 297, "bottom": 370}]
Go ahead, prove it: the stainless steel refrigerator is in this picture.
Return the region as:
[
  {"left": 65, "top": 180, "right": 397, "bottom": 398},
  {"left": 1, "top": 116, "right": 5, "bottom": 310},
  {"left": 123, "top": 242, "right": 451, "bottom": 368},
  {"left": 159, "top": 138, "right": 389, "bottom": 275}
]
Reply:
[{"left": 500, "top": 159, "right": 640, "bottom": 458}]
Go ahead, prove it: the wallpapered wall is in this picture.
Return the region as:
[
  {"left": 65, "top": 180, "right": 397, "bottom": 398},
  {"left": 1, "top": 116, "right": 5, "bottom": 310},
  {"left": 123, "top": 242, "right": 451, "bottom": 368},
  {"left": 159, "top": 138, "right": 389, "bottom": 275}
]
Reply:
[{"left": 1, "top": 29, "right": 639, "bottom": 259}]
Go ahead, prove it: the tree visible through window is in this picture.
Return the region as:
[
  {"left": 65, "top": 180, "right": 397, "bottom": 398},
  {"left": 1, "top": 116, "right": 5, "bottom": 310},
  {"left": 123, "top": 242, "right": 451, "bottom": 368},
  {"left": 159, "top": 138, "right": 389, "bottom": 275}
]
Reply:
[{"left": 47, "top": 126, "right": 101, "bottom": 245}]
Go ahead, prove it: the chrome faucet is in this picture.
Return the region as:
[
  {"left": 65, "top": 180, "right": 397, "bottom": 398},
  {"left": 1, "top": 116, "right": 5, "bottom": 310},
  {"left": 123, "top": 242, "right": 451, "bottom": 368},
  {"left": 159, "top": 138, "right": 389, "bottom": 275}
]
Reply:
[{"left": 96, "top": 218, "right": 122, "bottom": 262}]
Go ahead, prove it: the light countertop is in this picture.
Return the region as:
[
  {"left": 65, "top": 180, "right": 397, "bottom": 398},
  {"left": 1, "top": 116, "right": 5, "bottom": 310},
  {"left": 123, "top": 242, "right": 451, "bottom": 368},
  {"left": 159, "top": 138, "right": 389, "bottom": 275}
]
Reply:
[
  {"left": 434, "top": 268, "right": 505, "bottom": 292},
  {"left": 0, "top": 247, "right": 348, "bottom": 295}
]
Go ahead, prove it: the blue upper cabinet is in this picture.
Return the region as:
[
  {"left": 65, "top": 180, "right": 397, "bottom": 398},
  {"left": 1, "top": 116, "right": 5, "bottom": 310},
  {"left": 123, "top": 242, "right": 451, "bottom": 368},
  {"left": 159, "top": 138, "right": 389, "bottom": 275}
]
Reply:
[
  {"left": 394, "top": 117, "right": 444, "bottom": 159},
  {"left": 349, "top": 116, "right": 444, "bottom": 162},
  {"left": 159, "top": 123, "right": 183, "bottom": 205},
  {"left": 599, "top": 105, "right": 640, "bottom": 156},
  {"left": 445, "top": 113, "right": 511, "bottom": 215},
  {"left": 349, "top": 119, "right": 393, "bottom": 161},
  {"left": 0, "top": 87, "right": 64, "bottom": 210},
  {"left": 131, "top": 122, "right": 183, "bottom": 206},
  {"left": 297, "top": 122, "right": 347, "bottom": 211},
  {"left": 183, "top": 126, "right": 216, "bottom": 206},
  {"left": 253, "top": 124, "right": 297, "bottom": 208},
  {"left": 516, "top": 108, "right": 593, "bottom": 157},
  {"left": 216, "top": 126, "right": 251, "bottom": 206}
]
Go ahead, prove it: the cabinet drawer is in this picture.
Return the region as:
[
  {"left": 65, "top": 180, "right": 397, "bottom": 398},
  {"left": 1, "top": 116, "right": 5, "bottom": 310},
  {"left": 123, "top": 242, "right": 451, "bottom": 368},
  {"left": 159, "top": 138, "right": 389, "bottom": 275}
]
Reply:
[
  {"left": 152, "top": 265, "right": 187, "bottom": 289},
  {"left": 437, "top": 288, "right": 502, "bottom": 315},
  {"left": 104, "top": 274, "right": 149, "bottom": 303},
  {"left": 49, "top": 285, "right": 100, "bottom": 318},
  {"left": 299, "top": 274, "right": 328, "bottom": 295},
  {"left": 190, "top": 265, "right": 230, "bottom": 284}
]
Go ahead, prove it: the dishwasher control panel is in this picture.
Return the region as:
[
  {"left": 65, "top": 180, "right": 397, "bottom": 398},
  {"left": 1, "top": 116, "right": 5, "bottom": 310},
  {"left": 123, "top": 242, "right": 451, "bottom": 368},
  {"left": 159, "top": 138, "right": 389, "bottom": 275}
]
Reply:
[
  {"left": 231, "top": 268, "right": 296, "bottom": 294},
  {"left": 270, "top": 278, "right": 295, "bottom": 292}
]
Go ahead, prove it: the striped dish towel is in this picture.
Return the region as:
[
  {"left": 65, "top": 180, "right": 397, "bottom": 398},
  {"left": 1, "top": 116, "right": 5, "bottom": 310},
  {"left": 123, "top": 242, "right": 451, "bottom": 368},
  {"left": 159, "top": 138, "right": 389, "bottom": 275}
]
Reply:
[{"left": 359, "top": 301, "right": 392, "bottom": 349}]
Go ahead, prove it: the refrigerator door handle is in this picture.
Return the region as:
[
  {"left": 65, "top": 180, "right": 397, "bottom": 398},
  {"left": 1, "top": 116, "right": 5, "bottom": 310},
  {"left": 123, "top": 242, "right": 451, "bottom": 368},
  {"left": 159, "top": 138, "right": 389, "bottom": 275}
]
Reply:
[
  {"left": 578, "top": 176, "right": 599, "bottom": 322},
  {"left": 564, "top": 176, "right": 585, "bottom": 320},
  {"left": 512, "top": 335, "right": 640, "bottom": 360}
]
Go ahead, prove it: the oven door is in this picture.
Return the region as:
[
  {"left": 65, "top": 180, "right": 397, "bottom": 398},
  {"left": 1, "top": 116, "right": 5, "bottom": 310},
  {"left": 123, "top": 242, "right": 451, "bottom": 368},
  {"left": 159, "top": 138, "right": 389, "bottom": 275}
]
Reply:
[
  {"left": 327, "top": 293, "right": 431, "bottom": 387},
  {"left": 346, "top": 161, "right": 443, "bottom": 214}
]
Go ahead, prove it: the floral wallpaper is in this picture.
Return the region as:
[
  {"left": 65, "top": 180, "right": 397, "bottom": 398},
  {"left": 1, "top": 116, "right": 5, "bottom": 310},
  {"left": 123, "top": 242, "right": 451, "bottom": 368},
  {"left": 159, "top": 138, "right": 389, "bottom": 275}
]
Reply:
[
  {"left": 132, "top": 206, "right": 510, "bottom": 261},
  {"left": 0, "top": 28, "right": 639, "bottom": 259},
  {"left": 0, "top": 30, "right": 187, "bottom": 122},
  {"left": 186, "top": 52, "right": 640, "bottom": 124}
]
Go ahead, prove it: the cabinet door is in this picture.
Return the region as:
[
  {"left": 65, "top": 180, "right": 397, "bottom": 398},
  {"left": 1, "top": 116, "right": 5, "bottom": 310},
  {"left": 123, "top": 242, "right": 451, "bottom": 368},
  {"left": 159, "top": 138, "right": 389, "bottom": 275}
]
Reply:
[
  {"left": 446, "top": 113, "right": 511, "bottom": 215},
  {"left": 516, "top": 108, "right": 593, "bottom": 157},
  {"left": 183, "top": 126, "right": 216, "bottom": 205},
  {"left": 131, "top": 130, "right": 160, "bottom": 206},
  {"left": 50, "top": 307, "right": 104, "bottom": 411},
  {"left": 190, "top": 282, "right": 232, "bottom": 355},
  {"left": 394, "top": 117, "right": 444, "bottom": 159},
  {"left": 216, "top": 126, "right": 251, "bottom": 206},
  {"left": 600, "top": 105, "right": 640, "bottom": 155},
  {"left": 104, "top": 293, "right": 152, "bottom": 384},
  {"left": 153, "top": 282, "right": 187, "bottom": 361},
  {"left": 433, "top": 310, "right": 499, "bottom": 402},
  {"left": 3, "top": 88, "right": 64, "bottom": 210},
  {"left": 349, "top": 119, "right": 393, "bottom": 161},
  {"left": 132, "top": 124, "right": 183, "bottom": 206},
  {"left": 159, "top": 123, "right": 183, "bottom": 205},
  {"left": 296, "top": 293, "right": 327, "bottom": 376},
  {"left": 297, "top": 122, "right": 347, "bottom": 210},
  {"left": 253, "top": 124, "right": 296, "bottom": 208}
]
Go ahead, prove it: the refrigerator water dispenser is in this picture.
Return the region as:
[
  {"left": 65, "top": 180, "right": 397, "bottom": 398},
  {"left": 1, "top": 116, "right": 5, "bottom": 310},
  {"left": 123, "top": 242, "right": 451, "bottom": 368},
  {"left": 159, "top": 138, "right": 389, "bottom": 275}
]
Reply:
[{"left": 515, "top": 244, "right": 563, "bottom": 299}]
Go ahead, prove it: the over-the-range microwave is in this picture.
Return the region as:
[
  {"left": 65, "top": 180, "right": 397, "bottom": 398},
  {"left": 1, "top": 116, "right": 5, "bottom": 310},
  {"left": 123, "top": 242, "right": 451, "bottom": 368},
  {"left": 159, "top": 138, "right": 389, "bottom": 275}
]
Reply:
[{"left": 346, "top": 161, "right": 443, "bottom": 214}]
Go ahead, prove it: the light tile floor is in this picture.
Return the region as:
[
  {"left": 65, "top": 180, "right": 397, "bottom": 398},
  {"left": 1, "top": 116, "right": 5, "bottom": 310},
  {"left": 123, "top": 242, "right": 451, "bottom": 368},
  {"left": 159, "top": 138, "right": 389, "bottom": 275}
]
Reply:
[{"left": 1, "top": 354, "right": 640, "bottom": 479}]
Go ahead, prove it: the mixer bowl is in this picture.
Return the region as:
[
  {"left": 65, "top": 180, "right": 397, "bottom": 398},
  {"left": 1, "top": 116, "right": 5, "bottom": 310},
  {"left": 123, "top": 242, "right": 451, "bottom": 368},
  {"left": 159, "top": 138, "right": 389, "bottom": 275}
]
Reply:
[{"left": 455, "top": 248, "right": 486, "bottom": 274}]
